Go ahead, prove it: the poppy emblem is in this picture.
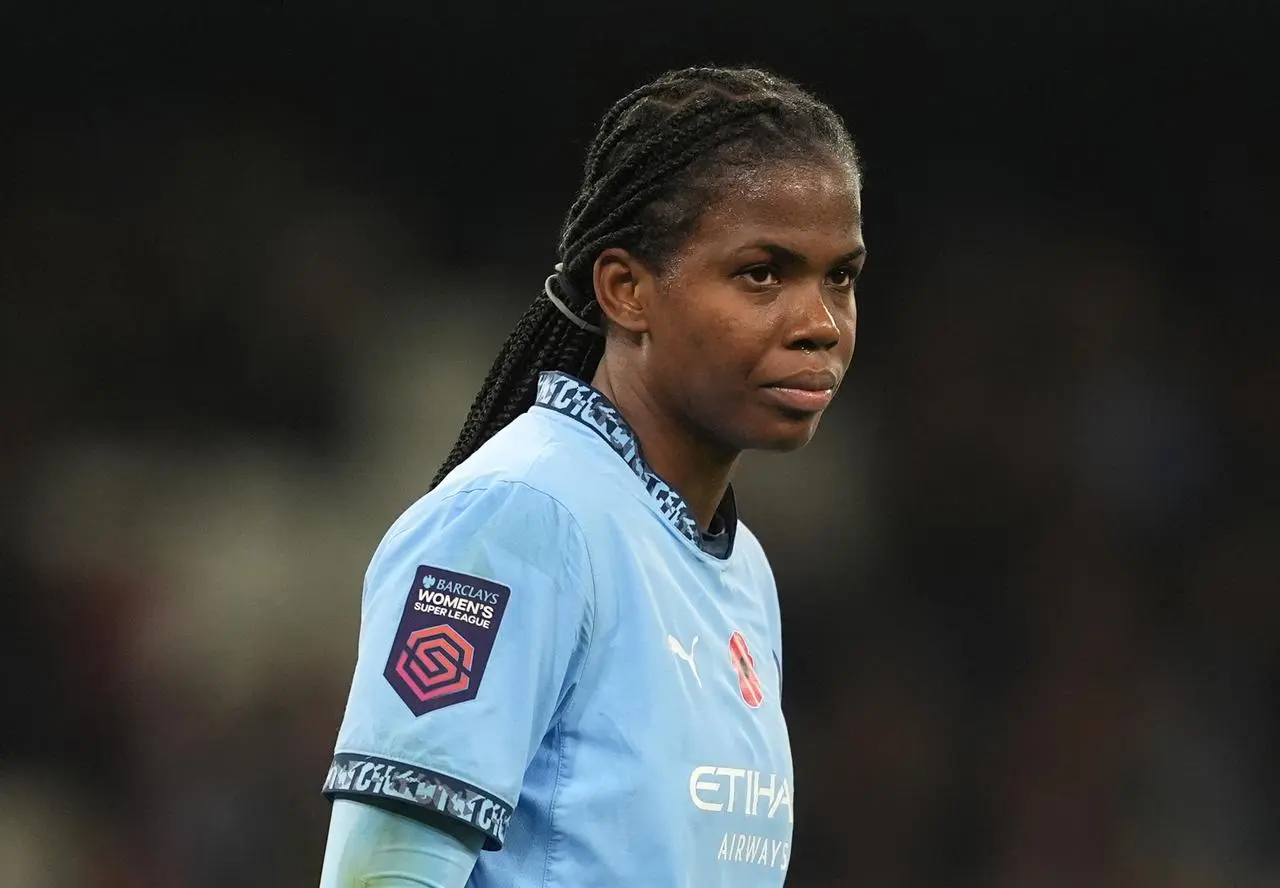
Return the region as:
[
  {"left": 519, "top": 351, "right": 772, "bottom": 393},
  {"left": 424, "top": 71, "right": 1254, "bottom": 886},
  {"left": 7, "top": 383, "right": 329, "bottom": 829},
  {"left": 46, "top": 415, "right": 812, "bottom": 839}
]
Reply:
[{"left": 729, "top": 630, "right": 764, "bottom": 708}]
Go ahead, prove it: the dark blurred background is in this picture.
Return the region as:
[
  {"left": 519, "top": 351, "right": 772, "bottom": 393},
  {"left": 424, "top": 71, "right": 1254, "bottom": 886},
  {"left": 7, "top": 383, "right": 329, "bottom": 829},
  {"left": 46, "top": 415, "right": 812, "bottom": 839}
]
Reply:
[{"left": 1, "top": 2, "right": 1277, "bottom": 886}]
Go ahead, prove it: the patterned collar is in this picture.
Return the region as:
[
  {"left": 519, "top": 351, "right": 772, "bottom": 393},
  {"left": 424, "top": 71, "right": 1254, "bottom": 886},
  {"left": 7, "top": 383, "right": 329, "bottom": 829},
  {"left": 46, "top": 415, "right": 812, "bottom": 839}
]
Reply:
[{"left": 534, "top": 371, "right": 736, "bottom": 557}]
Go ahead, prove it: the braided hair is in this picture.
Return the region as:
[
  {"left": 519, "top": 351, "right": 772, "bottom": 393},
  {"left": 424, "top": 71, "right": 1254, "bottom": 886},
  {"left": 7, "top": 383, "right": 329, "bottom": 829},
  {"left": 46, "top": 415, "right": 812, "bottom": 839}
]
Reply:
[{"left": 429, "top": 66, "right": 861, "bottom": 490}]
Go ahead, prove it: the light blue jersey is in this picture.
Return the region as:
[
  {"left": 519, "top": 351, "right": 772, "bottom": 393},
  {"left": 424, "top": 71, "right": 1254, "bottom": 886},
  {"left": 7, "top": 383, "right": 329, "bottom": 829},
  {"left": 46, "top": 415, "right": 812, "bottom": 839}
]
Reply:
[{"left": 323, "top": 371, "right": 795, "bottom": 886}]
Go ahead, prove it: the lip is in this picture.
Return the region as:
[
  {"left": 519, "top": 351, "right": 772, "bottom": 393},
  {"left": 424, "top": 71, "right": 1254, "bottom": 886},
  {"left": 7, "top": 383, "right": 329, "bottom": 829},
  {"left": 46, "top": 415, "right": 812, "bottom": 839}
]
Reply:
[
  {"left": 761, "top": 369, "right": 840, "bottom": 413},
  {"left": 765, "top": 369, "right": 840, "bottom": 392},
  {"left": 762, "top": 386, "right": 835, "bottom": 412}
]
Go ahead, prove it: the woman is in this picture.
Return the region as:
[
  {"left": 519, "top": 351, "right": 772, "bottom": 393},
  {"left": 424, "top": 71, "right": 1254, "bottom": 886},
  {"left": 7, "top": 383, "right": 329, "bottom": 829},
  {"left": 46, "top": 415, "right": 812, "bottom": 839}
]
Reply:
[{"left": 319, "top": 65, "right": 865, "bottom": 887}]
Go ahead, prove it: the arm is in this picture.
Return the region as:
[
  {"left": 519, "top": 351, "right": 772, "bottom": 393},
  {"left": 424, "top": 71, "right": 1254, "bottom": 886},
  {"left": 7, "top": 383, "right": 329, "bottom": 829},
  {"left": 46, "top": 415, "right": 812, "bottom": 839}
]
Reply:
[
  {"left": 320, "top": 481, "right": 595, "bottom": 879},
  {"left": 319, "top": 800, "right": 483, "bottom": 888}
]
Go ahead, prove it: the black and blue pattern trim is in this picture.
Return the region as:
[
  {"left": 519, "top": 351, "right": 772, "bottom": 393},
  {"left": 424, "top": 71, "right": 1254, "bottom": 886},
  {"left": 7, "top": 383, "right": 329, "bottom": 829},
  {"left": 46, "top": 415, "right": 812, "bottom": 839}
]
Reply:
[
  {"left": 535, "top": 371, "right": 703, "bottom": 546},
  {"left": 324, "top": 753, "right": 513, "bottom": 850}
]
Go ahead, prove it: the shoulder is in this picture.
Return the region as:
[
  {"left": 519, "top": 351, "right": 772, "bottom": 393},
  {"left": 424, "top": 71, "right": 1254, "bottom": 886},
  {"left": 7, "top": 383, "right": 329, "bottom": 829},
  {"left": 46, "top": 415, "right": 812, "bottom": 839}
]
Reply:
[
  {"left": 361, "top": 466, "right": 598, "bottom": 635},
  {"left": 372, "top": 411, "right": 608, "bottom": 578},
  {"left": 431, "top": 408, "right": 641, "bottom": 529},
  {"left": 391, "top": 478, "right": 584, "bottom": 547}
]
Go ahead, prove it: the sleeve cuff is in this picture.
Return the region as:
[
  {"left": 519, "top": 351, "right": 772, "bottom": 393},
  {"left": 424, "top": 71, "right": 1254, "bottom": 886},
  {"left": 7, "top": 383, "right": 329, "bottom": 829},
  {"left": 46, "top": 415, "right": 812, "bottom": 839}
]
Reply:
[{"left": 322, "top": 753, "right": 513, "bottom": 851}]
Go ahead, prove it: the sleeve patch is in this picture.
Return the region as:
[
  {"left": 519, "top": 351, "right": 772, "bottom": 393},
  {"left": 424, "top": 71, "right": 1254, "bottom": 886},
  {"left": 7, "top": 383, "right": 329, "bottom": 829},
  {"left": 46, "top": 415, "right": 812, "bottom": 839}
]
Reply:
[
  {"left": 383, "top": 565, "right": 510, "bottom": 716},
  {"left": 323, "top": 753, "right": 513, "bottom": 849}
]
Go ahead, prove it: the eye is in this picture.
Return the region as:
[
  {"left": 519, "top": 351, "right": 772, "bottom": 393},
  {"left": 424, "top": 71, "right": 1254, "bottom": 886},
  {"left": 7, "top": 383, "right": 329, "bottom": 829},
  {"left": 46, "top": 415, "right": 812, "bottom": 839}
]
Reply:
[
  {"left": 828, "top": 265, "right": 859, "bottom": 291},
  {"left": 739, "top": 265, "right": 781, "bottom": 288}
]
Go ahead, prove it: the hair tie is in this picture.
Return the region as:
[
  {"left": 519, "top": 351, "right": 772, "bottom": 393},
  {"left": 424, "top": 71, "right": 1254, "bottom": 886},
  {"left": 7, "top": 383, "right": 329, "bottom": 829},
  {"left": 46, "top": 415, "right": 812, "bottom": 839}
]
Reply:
[{"left": 543, "top": 262, "right": 604, "bottom": 336}]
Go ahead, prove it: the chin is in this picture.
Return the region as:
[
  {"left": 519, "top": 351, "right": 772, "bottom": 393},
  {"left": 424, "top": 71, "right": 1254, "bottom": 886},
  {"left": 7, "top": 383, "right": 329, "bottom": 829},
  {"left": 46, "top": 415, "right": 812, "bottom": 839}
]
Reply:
[{"left": 748, "top": 417, "right": 823, "bottom": 453}]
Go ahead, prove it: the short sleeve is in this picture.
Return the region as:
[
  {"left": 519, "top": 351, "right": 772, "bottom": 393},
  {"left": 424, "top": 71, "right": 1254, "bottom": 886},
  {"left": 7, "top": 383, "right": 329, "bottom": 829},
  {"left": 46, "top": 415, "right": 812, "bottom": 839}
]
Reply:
[{"left": 322, "top": 481, "right": 594, "bottom": 850}]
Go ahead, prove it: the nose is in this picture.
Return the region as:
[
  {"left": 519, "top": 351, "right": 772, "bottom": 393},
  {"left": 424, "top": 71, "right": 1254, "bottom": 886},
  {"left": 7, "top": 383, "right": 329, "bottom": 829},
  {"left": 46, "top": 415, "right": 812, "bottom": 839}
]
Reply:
[{"left": 785, "top": 283, "right": 842, "bottom": 352}]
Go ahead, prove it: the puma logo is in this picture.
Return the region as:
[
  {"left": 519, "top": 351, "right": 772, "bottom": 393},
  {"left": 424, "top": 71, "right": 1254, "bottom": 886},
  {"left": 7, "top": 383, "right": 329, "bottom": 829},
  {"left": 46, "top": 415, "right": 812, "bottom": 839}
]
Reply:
[{"left": 667, "top": 634, "right": 702, "bottom": 688}]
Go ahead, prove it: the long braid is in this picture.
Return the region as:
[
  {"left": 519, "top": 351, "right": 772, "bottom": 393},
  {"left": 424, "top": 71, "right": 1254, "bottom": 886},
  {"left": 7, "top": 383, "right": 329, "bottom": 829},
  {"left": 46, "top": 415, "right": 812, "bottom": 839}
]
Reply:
[
  {"left": 429, "top": 65, "right": 860, "bottom": 490},
  {"left": 429, "top": 300, "right": 600, "bottom": 490}
]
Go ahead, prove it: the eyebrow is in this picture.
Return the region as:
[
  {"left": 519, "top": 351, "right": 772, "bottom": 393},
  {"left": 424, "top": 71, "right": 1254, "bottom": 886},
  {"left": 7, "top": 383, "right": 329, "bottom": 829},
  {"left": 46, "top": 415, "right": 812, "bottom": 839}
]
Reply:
[{"left": 747, "top": 243, "right": 867, "bottom": 266}]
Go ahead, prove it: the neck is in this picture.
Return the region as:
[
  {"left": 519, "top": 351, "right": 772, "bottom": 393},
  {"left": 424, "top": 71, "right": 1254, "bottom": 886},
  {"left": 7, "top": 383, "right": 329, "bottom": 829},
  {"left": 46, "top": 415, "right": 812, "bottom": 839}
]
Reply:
[{"left": 592, "top": 361, "right": 738, "bottom": 532}]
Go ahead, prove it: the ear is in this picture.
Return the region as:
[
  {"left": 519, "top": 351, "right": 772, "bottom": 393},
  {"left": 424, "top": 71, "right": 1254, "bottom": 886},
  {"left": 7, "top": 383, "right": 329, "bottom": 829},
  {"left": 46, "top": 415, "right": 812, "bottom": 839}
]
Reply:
[{"left": 592, "top": 247, "right": 653, "bottom": 335}]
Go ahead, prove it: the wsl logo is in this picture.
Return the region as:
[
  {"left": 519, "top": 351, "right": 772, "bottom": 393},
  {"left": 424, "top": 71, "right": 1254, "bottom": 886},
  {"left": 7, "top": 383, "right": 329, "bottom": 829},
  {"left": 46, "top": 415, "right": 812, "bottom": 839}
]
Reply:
[
  {"left": 385, "top": 565, "right": 510, "bottom": 717},
  {"left": 393, "top": 625, "right": 475, "bottom": 705},
  {"left": 420, "top": 573, "right": 502, "bottom": 605},
  {"left": 414, "top": 574, "right": 497, "bottom": 628}
]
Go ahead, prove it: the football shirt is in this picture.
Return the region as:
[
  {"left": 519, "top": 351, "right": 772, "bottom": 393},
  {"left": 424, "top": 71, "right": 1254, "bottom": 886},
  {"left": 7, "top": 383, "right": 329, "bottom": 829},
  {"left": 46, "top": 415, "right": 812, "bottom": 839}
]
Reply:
[{"left": 324, "top": 371, "right": 795, "bottom": 886}]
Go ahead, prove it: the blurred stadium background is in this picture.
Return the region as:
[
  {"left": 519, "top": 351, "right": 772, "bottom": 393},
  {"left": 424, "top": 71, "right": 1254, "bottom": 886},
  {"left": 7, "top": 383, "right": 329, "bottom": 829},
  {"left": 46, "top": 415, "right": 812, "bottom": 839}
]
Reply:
[{"left": 1, "top": 3, "right": 1277, "bottom": 886}]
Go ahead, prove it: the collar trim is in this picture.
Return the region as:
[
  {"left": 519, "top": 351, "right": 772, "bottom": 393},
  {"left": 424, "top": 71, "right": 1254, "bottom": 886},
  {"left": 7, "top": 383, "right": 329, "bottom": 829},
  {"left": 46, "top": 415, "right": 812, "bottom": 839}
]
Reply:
[{"left": 534, "top": 371, "right": 735, "bottom": 556}]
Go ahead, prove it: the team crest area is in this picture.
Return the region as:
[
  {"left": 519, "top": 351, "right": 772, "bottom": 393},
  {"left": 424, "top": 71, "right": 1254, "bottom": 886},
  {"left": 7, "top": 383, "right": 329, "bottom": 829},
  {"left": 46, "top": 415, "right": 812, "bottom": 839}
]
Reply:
[{"left": 383, "top": 565, "right": 510, "bottom": 716}]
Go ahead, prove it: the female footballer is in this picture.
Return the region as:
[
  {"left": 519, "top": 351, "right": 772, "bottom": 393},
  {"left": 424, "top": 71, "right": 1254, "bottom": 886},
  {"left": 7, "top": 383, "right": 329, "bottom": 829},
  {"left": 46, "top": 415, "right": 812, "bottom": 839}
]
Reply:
[{"left": 318, "top": 65, "right": 866, "bottom": 887}]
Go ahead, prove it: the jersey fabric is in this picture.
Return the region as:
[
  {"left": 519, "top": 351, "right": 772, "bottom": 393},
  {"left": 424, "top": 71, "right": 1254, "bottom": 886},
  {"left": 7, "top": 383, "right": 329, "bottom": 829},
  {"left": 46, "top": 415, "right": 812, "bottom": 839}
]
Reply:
[{"left": 323, "top": 371, "right": 795, "bottom": 887}]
